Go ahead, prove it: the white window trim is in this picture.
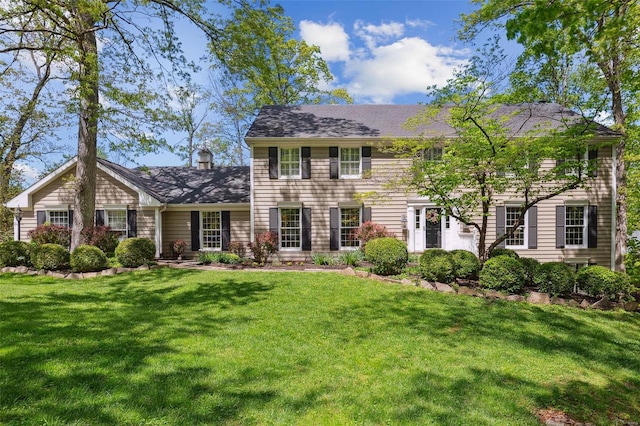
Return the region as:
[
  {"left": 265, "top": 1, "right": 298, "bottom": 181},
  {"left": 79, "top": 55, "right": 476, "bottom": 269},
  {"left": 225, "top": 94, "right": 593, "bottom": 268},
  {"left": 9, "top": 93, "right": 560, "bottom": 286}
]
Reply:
[
  {"left": 279, "top": 147, "right": 301, "bottom": 179},
  {"left": 279, "top": 207, "right": 302, "bottom": 251},
  {"left": 104, "top": 208, "right": 128, "bottom": 239},
  {"left": 45, "top": 208, "right": 69, "bottom": 226},
  {"left": 505, "top": 206, "right": 528, "bottom": 249},
  {"left": 339, "top": 147, "right": 362, "bottom": 179},
  {"left": 339, "top": 207, "right": 361, "bottom": 250},
  {"left": 565, "top": 204, "right": 588, "bottom": 249},
  {"left": 564, "top": 151, "right": 589, "bottom": 177},
  {"left": 200, "top": 211, "right": 222, "bottom": 251}
]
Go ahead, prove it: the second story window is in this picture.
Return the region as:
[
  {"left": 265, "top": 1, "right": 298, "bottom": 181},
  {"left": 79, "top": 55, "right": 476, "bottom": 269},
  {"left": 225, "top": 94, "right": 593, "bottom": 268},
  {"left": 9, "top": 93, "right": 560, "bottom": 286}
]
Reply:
[
  {"left": 423, "top": 147, "right": 443, "bottom": 161},
  {"left": 280, "top": 148, "right": 300, "bottom": 178},
  {"left": 505, "top": 206, "right": 527, "bottom": 248},
  {"left": 340, "top": 147, "right": 361, "bottom": 178}
]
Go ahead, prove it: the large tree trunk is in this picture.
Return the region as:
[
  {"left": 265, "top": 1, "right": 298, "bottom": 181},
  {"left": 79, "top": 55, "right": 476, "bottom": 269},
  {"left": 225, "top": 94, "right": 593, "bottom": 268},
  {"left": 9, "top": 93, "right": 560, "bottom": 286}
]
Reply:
[{"left": 71, "top": 15, "right": 99, "bottom": 251}]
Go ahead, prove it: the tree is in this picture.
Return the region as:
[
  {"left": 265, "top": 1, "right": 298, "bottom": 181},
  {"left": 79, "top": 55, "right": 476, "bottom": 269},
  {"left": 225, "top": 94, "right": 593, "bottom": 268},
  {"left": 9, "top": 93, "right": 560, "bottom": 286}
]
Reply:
[
  {"left": 460, "top": 0, "right": 640, "bottom": 271},
  {"left": 170, "top": 83, "right": 212, "bottom": 167},
  {"left": 383, "top": 54, "right": 605, "bottom": 263}
]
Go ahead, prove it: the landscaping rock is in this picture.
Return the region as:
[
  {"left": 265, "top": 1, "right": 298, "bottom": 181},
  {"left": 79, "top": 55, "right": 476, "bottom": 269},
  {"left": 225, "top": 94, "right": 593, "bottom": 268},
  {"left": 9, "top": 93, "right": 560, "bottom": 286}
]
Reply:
[
  {"left": 2, "top": 267, "right": 15, "bottom": 273},
  {"left": 527, "top": 291, "right": 551, "bottom": 305},
  {"left": 567, "top": 299, "right": 580, "bottom": 308},
  {"left": 27, "top": 269, "right": 38, "bottom": 275},
  {"left": 591, "top": 296, "right": 611, "bottom": 310},
  {"left": 66, "top": 273, "right": 82, "bottom": 280},
  {"left": 550, "top": 297, "right": 567, "bottom": 306},
  {"left": 341, "top": 267, "right": 356, "bottom": 276},
  {"left": 83, "top": 272, "right": 99, "bottom": 279},
  {"left": 37, "top": 269, "right": 47, "bottom": 276},
  {"left": 15, "top": 266, "right": 28, "bottom": 273},
  {"left": 506, "top": 295, "right": 525, "bottom": 302},
  {"left": 434, "top": 282, "right": 455, "bottom": 293},
  {"left": 354, "top": 270, "right": 370, "bottom": 278},
  {"left": 624, "top": 301, "right": 639, "bottom": 312},
  {"left": 116, "top": 267, "right": 131, "bottom": 274},
  {"left": 579, "top": 299, "right": 591, "bottom": 309},
  {"left": 400, "top": 278, "right": 416, "bottom": 286},
  {"left": 419, "top": 280, "right": 435, "bottom": 290},
  {"left": 484, "top": 289, "right": 506, "bottom": 299},
  {"left": 136, "top": 265, "right": 150, "bottom": 271},
  {"left": 457, "top": 286, "right": 478, "bottom": 297},
  {"left": 100, "top": 268, "right": 117, "bottom": 276},
  {"left": 50, "top": 272, "right": 66, "bottom": 279}
]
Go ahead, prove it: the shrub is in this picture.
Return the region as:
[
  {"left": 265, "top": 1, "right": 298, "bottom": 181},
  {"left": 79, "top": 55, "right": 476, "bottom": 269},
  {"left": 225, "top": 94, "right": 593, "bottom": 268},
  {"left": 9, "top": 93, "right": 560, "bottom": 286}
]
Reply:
[
  {"left": 365, "top": 237, "right": 408, "bottom": 276},
  {"left": 28, "top": 224, "right": 71, "bottom": 248},
  {"left": 488, "top": 248, "right": 520, "bottom": 259},
  {"left": 518, "top": 257, "right": 541, "bottom": 287},
  {"left": 198, "top": 251, "right": 220, "bottom": 265},
  {"left": 450, "top": 249, "right": 480, "bottom": 280},
  {"left": 354, "top": 221, "right": 394, "bottom": 251},
  {"left": 338, "top": 250, "right": 364, "bottom": 267},
  {"left": 533, "top": 262, "right": 575, "bottom": 296},
  {"left": 248, "top": 231, "right": 278, "bottom": 264},
  {"left": 625, "top": 237, "right": 640, "bottom": 287},
  {"left": 420, "top": 249, "right": 456, "bottom": 283},
  {"left": 228, "top": 241, "right": 247, "bottom": 258},
  {"left": 115, "top": 238, "right": 156, "bottom": 268},
  {"left": 168, "top": 239, "right": 187, "bottom": 259},
  {"left": 576, "top": 265, "right": 633, "bottom": 299},
  {"left": 81, "top": 226, "right": 120, "bottom": 257},
  {"left": 479, "top": 255, "right": 525, "bottom": 294},
  {"left": 312, "top": 252, "right": 335, "bottom": 266},
  {"left": 32, "top": 243, "right": 70, "bottom": 270},
  {"left": 70, "top": 245, "right": 108, "bottom": 272},
  {"left": 0, "top": 240, "right": 31, "bottom": 267}
]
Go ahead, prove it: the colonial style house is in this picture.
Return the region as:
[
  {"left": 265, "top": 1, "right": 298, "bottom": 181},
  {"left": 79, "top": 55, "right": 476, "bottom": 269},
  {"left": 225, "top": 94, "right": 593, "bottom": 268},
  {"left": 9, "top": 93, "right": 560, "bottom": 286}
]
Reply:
[{"left": 6, "top": 103, "right": 619, "bottom": 268}]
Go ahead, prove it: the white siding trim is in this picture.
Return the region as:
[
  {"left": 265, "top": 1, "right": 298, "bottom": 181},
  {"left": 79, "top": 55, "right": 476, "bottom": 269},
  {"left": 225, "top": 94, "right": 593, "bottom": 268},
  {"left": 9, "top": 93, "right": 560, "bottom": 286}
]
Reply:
[
  {"left": 250, "top": 145, "right": 255, "bottom": 243},
  {"left": 611, "top": 146, "right": 617, "bottom": 270}
]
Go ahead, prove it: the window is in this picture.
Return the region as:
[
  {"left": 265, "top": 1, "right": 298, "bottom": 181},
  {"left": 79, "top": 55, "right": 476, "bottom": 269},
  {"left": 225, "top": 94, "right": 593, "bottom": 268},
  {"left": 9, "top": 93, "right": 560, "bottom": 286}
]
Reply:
[
  {"left": 47, "top": 210, "right": 69, "bottom": 226},
  {"left": 202, "top": 211, "right": 222, "bottom": 250},
  {"left": 423, "top": 147, "right": 443, "bottom": 161},
  {"left": 105, "top": 209, "right": 127, "bottom": 238},
  {"left": 340, "top": 207, "right": 360, "bottom": 248},
  {"left": 415, "top": 209, "right": 421, "bottom": 229},
  {"left": 505, "top": 206, "right": 527, "bottom": 248},
  {"left": 280, "top": 148, "right": 300, "bottom": 178},
  {"left": 565, "top": 206, "right": 586, "bottom": 247},
  {"left": 340, "top": 147, "right": 361, "bottom": 177},
  {"left": 280, "top": 208, "right": 301, "bottom": 249}
]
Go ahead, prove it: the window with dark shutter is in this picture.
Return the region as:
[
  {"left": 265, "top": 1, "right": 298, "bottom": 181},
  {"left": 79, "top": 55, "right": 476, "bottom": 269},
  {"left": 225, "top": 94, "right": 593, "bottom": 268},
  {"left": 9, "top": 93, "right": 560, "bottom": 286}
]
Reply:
[
  {"left": 556, "top": 205, "right": 566, "bottom": 248},
  {"left": 302, "top": 147, "right": 311, "bottom": 179},
  {"left": 302, "top": 208, "right": 311, "bottom": 251},
  {"left": 496, "top": 206, "right": 506, "bottom": 248},
  {"left": 95, "top": 210, "right": 105, "bottom": 226},
  {"left": 191, "top": 211, "right": 200, "bottom": 251},
  {"left": 588, "top": 205, "right": 597, "bottom": 248},
  {"left": 269, "top": 147, "right": 278, "bottom": 179},
  {"left": 329, "top": 147, "right": 339, "bottom": 179},
  {"left": 588, "top": 149, "right": 598, "bottom": 177},
  {"left": 222, "top": 211, "right": 231, "bottom": 251},
  {"left": 528, "top": 206, "right": 537, "bottom": 249},
  {"left": 362, "top": 146, "right": 371, "bottom": 178},
  {"left": 329, "top": 207, "right": 339, "bottom": 251},
  {"left": 127, "top": 209, "right": 137, "bottom": 238}
]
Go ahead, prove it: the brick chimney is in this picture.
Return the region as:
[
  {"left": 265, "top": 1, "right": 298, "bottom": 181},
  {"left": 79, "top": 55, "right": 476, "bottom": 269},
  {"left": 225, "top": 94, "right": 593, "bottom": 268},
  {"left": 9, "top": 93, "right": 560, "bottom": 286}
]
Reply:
[{"left": 197, "top": 148, "right": 213, "bottom": 170}]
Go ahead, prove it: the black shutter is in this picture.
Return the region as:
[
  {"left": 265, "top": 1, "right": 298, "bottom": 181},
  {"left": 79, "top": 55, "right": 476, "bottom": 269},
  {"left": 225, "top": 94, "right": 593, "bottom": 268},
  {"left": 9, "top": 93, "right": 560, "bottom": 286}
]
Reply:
[
  {"left": 36, "top": 211, "right": 46, "bottom": 225},
  {"left": 588, "top": 205, "right": 597, "bottom": 248},
  {"left": 68, "top": 210, "right": 73, "bottom": 229},
  {"left": 556, "top": 205, "right": 565, "bottom": 249},
  {"left": 302, "top": 208, "right": 311, "bottom": 251},
  {"left": 191, "top": 211, "right": 200, "bottom": 251},
  {"left": 302, "top": 147, "right": 311, "bottom": 179},
  {"left": 330, "top": 207, "right": 339, "bottom": 251},
  {"left": 95, "top": 210, "right": 105, "bottom": 226},
  {"left": 528, "top": 206, "right": 537, "bottom": 249},
  {"left": 269, "top": 207, "right": 279, "bottom": 234},
  {"left": 362, "top": 146, "right": 371, "bottom": 178},
  {"left": 127, "top": 209, "right": 137, "bottom": 238},
  {"left": 221, "top": 211, "right": 231, "bottom": 251},
  {"left": 362, "top": 207, "right": 372, "bottom": 223},
  {"left": 496, "top": 206, "right": 506, "bottom": 248},
  {"left": 329, "top": 147, "right": 339, "bottom": 179},
  {"left": 588, "top": 148, "right": 598, "bottom": 177},
  {"left": 269, "top": 147, "right": 278, "bottom": 179}
]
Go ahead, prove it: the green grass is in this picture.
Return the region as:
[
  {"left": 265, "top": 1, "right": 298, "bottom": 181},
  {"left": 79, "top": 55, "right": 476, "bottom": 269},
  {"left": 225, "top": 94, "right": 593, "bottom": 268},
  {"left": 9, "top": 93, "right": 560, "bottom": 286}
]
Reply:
[{"left": 1, "top": 269, "right": 639, "bottom": 425}]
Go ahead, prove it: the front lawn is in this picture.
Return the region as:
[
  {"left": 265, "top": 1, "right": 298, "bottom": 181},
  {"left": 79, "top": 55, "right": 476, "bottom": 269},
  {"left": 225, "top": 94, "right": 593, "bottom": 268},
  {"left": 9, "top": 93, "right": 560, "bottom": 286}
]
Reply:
[{"left": 1, "top": 269, "right": 639, "bottom": 425}]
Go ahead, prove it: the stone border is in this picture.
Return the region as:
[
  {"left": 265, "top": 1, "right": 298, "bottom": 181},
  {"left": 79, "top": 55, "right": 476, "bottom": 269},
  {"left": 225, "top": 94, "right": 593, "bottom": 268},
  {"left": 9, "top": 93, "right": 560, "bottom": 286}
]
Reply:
[{"left": 0, "top": 265, "right": 153, "bottom": 280}]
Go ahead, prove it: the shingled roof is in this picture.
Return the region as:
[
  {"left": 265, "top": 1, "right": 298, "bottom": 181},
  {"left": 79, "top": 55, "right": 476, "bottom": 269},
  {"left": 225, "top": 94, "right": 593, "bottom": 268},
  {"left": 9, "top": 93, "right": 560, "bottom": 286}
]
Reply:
[
  {"left": 98, "top": 159, "right": 250, "bottom": 204},
  {"left": 246, "top": 103, "right": 619, "bottom": 139}
]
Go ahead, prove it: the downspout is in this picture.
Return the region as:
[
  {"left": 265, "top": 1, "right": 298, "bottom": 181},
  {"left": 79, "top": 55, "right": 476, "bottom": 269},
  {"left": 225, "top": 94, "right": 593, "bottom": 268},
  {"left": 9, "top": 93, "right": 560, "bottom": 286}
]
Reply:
[
  {"left": 250, "top": 144, "right": 255, "bottom": 243},
  {"left": 155, "top": 203, "right": 167, "bottom": 258},
  {"left": 611, "top": 145, "right": 617, "bottom": 271}
]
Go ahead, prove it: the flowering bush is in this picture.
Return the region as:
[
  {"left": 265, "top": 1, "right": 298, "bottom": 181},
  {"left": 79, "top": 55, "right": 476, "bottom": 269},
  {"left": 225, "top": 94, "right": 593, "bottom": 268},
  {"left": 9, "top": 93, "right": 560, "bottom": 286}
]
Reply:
[
  {"left": 169, "top": 239, "right": 187, "bottom": 259},
  {"left": 28, "top": 224, "right": 71, "bottom": 248},
  {"left": 354, "top": 221, "right": 394, "bottom": 251},
  {"left": 228, "top": 241, "right": 247, "bottom": 258},
  {"left": 81, "top": 226, "right": 120, "bottom": 256},
  {"left": 248, "top": 232, "right": 278, "bottom": 264}
]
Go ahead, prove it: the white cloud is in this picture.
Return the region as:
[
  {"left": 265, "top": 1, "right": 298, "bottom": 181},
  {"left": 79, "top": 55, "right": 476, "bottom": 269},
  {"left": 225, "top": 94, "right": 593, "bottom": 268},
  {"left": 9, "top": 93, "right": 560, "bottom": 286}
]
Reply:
[
  {"left": 13, "top": 162, "right": 41, "bottom": 182},
  {"left": 299, "top": 20, "right": 350, "bottom": 62},
  {"left": 354, "top": 20, "right": 405, "bottom": 51},
  {"left": 405, "top": 18, "right": 434, "bottom": 29}
]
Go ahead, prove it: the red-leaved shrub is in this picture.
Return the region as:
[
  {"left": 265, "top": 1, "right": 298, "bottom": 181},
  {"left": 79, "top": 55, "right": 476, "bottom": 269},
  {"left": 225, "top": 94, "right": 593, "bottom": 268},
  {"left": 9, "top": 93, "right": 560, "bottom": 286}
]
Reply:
[
  {"left": 248, "top": 232, "right": 278, "bottom": 264},
  {"left": 354, "top": 221, "right": 394, "bottom": 251},
  {"left": 28, "top": 224, "right": 71, "bottom": 248},
  {"left": 81, "top": 226, "right": 120, "bottom": 256}
]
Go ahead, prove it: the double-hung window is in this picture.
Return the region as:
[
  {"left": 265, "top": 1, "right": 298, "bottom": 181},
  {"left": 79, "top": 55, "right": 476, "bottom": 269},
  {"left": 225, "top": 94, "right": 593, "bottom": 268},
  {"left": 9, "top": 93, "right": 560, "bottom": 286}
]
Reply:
[
  {"left": 340, "top": 147, "right": 361, "bottom": 178},
  {"left": 565, "top": 205, "right": 587, "bottom": 248},
  {"left": 423, "top": 147, "right": 443, "bottom": 162},
  {"left": 280, "top": 208, "right": 301, "bottom": 249},
  {"left": 105, "top": 209, "right": 127, "bottom": 238},
  {"left": 201, "top": 211, "right": 222, "bottom": 250},
  {"left": 280, "top": 148, "right": 300, "bottom": 178},
  {"left": 505, "top": 206, "right": 527, "bottom": 248},
  {"left": 340, "top": 207, "right": 361, "bottom": 249},
  {"left": 47, "top": 210, "right": 69, "bottom": 227}
]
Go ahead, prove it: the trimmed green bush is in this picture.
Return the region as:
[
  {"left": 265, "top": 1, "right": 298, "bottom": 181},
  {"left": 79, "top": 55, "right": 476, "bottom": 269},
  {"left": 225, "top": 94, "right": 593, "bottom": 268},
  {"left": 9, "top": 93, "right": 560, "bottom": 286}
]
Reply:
[
  {"left": 534, "top": 262, "right": 575, "bottom": 296},
  {"left": 364, "top": 237, "right": 408, "bottom": 276},
  {"left": 0, "top": 240, "right": 31, "bottom": 267},
  {"left": 115, "top": 238, "right": 156, "bottom": 268},
  {"left": 32, "top": 243, "right": 70, "bottom": 270},
  {"left": 451, "top": 249, "right": 480, "bottom": 280},
  {"left": 479, "top": 255, "right": 525, "bottom": 294},
  {"left": 576, "top": 265, "right": 633, "bottom": 299},
  {"left": 420, "top": 249, "right": 456, "bottom": 283},
  {"left": 70, "top": 245, "right": 108, "bottom": 272},
  {"left": 488, "top": 248, "right": 520, "bottom": 259},
  {"left": 518, "top": 257, "right": 540, "bottom": 287}
]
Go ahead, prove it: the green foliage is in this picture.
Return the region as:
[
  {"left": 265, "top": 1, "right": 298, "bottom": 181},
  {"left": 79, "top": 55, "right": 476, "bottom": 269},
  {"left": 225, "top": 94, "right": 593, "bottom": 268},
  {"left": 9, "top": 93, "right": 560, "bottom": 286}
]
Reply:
[
  {"left": 312, "top": 253, "right": 335, "bottom": 266},
  {"left": 28, "top": 224, "right": 71, "bottom": 248},
  {"left": 533, "top": 262, "right": 575, "bottom": 296},
  {"left": 488, "top": 248, "right": 519, "bottom": 259},
  {"left": 0, "top": 240, "right": 31, "bottom": 267},
  {"left": 32, "top": 243, "right": 69, "bottom": 270},
  {"left": 115, "top": 238, "right": 156, "bottom": 268},
  {"left": 419, "top": 249, "right": 456, "bottom": 283},
  {"left": 198, "top": 251, "right": 241, "bottom": 265},
  {"left": 576, "top": 266, "right": 633, "bottom": 299},
  {"left": 81, "top": 226, "right": 120, "bottom": 257},
  {"left": 364, "top": 237, "right": 408, "bottom": 276},
  {"left": 228, "top": 241, "right": 246, "bottom": 259},
  {"left": 518, "top": 257, "right": 540, "bottom": 287},
  {"left": 450, "top": 249, "right": 480, "bottom": 280},
  {"left": 338, "top": 250, "right": 364, "bottom": 267},
  {"left": 70, "top": 245, "right": 108, "bottom": 273},
  {"left": 479, "top": 255, "right": 525, "bottom": 294},
  {"left": 168, "top": 240, "right": 187, "bottom": 259},
  {"left": 625, "top": 237, "right": 640, "bottom": 287}
]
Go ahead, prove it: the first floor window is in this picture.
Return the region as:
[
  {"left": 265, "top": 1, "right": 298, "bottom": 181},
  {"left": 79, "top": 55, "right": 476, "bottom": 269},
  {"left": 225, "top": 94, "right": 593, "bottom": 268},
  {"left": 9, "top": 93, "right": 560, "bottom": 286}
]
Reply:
[
  {"left": 202, "top": 211, "right": 222, "bottom": 249},
  {"left": 280, "top": 208, "right": 301, "bottom": 249},
  {"left": 340, "top": 147, "right": 360, "bottom": 177},
  {"left": 505, "top": 206, "right": 526, "bottom": 247},
  {"left": 566, "top": 206, "right": 586, "bottom": 247},
  {"left": 340, "top": 208, "right": 360, "bottom": 248},
  {"left": 105, "top": 210, "right": 127, "bottom": 238},
  {"left": 280, "top": 148, "right": 300, "bottom": 178},
  {"left": 48, "top": 210, "right": 69, "bottom": 227}
]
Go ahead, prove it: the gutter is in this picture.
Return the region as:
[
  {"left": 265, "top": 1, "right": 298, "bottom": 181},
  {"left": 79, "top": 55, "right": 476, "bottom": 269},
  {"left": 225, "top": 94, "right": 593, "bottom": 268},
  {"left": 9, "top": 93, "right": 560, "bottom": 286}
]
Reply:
[{"left": 611, "top": 147, "right": 617, "bottom": 270}]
